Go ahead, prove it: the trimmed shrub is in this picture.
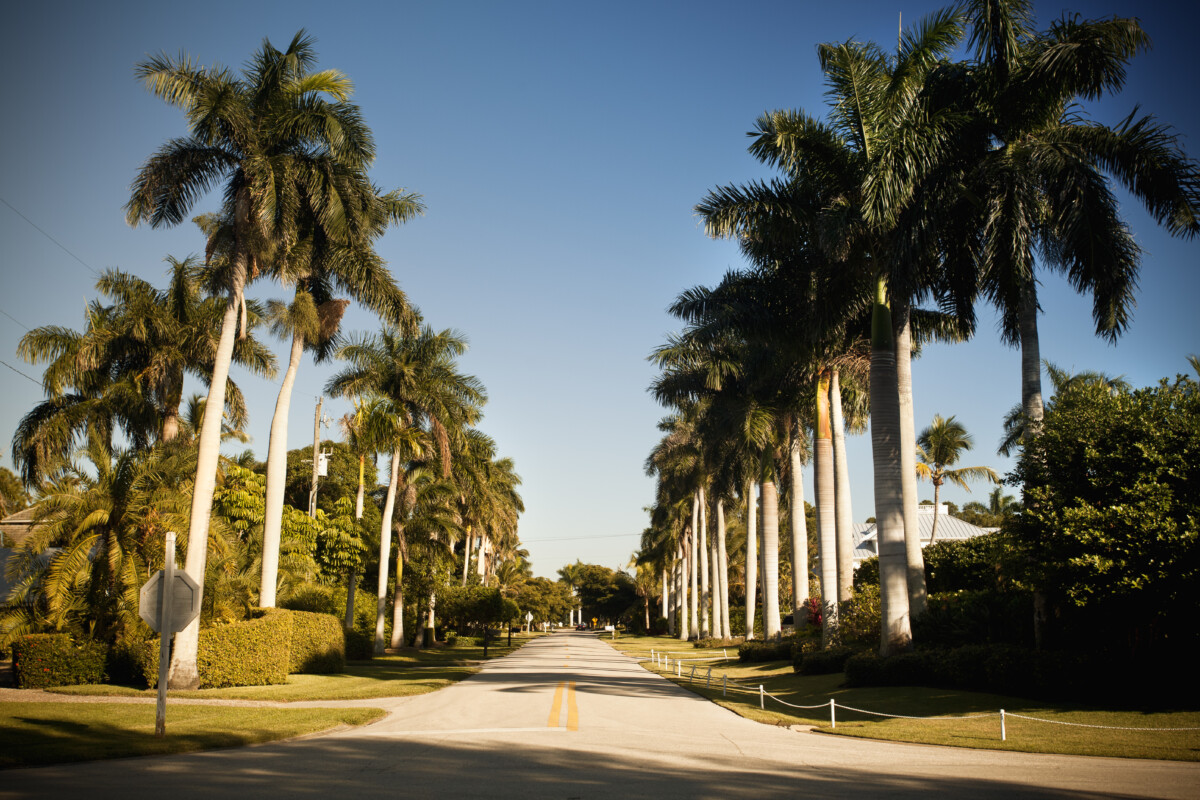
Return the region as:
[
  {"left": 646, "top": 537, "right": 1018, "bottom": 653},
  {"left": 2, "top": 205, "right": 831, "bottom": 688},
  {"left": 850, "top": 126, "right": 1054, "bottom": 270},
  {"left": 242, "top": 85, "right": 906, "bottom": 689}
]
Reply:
[
  {"left": 281, "top": 584, "right": 339, "bottom": 616},
  {"left": 12, "top": 634, "right": 107, "bottom": 688},
  {"left": 137, "top": 608, "right": 292, "bottom": 688},
  {"left": 286, "top": 610, "right": 345, "bottom": 674},
  {"left": 794, "top": 646, "right": 858, "bottom": 675},
  {"left": 738, "top": 635, "right": 797, "bottom": 663},
  {"left": 913, "top": 589, "right": 1034, "bottom": 648}
]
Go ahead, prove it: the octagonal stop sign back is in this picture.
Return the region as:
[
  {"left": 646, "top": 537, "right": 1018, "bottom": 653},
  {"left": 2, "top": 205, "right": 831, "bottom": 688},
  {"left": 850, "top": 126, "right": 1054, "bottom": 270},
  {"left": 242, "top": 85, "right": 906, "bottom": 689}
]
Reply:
[{"left": 139, "top": 570, "right": 202, "bottom": 633}]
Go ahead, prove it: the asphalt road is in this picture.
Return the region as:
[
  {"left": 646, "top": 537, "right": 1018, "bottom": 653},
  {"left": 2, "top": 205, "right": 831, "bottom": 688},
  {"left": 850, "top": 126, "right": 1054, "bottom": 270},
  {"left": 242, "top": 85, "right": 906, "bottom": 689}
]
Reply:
[{"left": 5, "top": 631, "right": 1198, "bottom": 799}]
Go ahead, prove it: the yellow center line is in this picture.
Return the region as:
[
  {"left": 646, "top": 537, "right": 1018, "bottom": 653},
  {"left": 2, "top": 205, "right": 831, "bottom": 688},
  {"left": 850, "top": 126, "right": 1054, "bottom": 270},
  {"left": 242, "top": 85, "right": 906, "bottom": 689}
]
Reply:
[
  {"left": 547, "top": 681, "right": 564, "bottom": 728},
  {"left": 566, "top": 681, "right": 578, "bottom": 731}
]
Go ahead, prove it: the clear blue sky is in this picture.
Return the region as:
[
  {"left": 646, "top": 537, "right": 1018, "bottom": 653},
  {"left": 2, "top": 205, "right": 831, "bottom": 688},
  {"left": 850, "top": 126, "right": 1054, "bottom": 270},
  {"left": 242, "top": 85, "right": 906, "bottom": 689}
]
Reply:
[{"left": 2, "top": 1, "right": 1197, "bottom": 580}]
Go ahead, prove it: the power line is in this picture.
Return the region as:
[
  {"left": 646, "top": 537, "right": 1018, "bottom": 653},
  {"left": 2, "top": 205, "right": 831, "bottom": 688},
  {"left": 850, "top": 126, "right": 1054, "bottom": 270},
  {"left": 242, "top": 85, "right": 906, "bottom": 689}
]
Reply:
[
  {"left": 1, "top": 196, "right": 100, "bottom": 278},
  {"left": 0, "top": 358, "right": 40, "bottom": 386},
  {"left": 0, "top": 307, "right": 29, "bottom": 331}
]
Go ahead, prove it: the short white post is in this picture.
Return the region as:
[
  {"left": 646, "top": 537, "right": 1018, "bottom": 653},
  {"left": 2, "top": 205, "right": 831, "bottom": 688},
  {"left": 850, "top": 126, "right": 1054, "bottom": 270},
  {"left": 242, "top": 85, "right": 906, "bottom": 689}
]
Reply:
[
  {"left": 723, "top": 648, "right": 728, "bottom": 659},
  {"left": 830, "top": 698, "right": 836, "bottom": 729},
  {"left": 664, "top": 656, "right": 669, "bottom": 670},
  {"left": 707, "top": 667, "right": 712, "bottom": 688},
  {"left": 650, "top": 649, "right": 655, "bottom": 664},
  {"left": 1000, "top": 709, "right": 1006, "bottom": 741},
  {"left": 690, "top": 664, "right": 696, "bottom": 681},
  {"left": 677, "top": 661, "right": 681, "bottom": 677},
  {"left": 723, "top": 675, "right": 727, "bottom": 696},
  {"left": 759, "top": 685, "right": 764, "bottom": 709}
]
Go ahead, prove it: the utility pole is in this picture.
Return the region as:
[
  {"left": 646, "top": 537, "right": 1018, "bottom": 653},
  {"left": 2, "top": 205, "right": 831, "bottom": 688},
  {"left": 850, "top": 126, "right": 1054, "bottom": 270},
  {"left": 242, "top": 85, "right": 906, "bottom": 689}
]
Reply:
[{"left": 309, "top": 397, "right": 326, "bottom": 517}]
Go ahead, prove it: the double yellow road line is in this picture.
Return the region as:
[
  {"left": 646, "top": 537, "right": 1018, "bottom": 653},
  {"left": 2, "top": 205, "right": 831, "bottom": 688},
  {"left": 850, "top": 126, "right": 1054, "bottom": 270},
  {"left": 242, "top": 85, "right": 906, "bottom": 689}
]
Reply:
[{"left": 548, "top": 681, "right": 578, "bottom": 730}]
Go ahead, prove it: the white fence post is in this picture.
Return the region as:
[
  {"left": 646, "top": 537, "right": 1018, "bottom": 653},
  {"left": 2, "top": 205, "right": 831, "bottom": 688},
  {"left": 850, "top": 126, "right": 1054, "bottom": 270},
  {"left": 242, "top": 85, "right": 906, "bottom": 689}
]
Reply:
[
  {"left": 690, "top": 664, "right": 696, "bottom": 681},
  {"left": 723, "top": 675, "right": 727, "bottom": 696},
  {"left": 830, "top": 698, "right": 836, "bottom": 729},
  {"left": 759, "top": 685, "right": 764, "bottom": 709},
  {"left": 707, "top": 667, "right": 712, "bottom": 688},
  {"left": 1000, "top": 709, "right": 1006, "bottom": 742},
  {"left": 677, "top": 661, "right": 681, "bottom": 677}
]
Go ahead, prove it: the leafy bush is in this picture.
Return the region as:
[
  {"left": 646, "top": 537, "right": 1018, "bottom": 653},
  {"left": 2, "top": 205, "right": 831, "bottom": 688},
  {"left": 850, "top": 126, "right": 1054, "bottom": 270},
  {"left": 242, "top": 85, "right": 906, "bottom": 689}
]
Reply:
[
  {"left": 12, "top": 634, "right": 107, "bottom": 688},
  {"left": 692, "top": 637, "right": 739, "bottom": 649},
  {"left": 137, "top": 608, "right": 292, "bottom": 688},
  {"left": 793, "top": 646, "right": 858, "bottom": 675},
  {"left": 281, "top": 584, "right": 340, "bottom": 616},
  {"left": 738, "top": 634, "right": 797, "bottom": 663},
  {"left": 286, "top": 610, "right": 345, "bottom": 674},
  {"left": 922, "top": 534, "right": 1010, "bottom": 593},
  {"left": 832, "top": 585, "right": 881, "bottom": 648},
  {"left": 913, "top": 589, "right": 1034, "bottom": 648}
]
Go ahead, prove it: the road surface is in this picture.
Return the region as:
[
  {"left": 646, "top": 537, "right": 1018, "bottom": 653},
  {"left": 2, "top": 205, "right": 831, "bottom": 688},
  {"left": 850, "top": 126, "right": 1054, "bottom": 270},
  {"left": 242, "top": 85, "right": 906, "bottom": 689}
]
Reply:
[{"left": 4, "top": 631, "right": 1197, "bottom": 798}]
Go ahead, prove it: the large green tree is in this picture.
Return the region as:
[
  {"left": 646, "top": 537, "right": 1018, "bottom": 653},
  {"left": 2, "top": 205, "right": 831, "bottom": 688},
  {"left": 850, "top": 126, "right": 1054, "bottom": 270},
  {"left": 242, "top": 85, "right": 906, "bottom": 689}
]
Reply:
[
  {"left": 126, "top": 31, "right": 380, "bottom": 688},
  {"left": 958, "top": 0, "right": 1200, "bottom": 441},
  {"left": 326, "top": 326, "right": 485, "bottom": 653}
]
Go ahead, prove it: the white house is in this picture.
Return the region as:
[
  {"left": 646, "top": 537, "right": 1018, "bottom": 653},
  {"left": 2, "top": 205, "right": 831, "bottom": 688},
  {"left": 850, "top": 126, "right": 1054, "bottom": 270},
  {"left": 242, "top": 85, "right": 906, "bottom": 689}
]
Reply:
[{"left": 851, "top": 503, "right": 997, "bottom": 566}]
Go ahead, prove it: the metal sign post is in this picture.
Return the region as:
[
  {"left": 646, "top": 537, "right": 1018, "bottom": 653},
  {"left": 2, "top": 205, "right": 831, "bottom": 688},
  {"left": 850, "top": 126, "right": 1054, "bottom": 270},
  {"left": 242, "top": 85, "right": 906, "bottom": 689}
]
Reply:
[
  {"left": 138, "top": 532, "right": 201, "bottom": 738},
  {"left": 154, "top": 533, "right": 175, "bottom": 737}
]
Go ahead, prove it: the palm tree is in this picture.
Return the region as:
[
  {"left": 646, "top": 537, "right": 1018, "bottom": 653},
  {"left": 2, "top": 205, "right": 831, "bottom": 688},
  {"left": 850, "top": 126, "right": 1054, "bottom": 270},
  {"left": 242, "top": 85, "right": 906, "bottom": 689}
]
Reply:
[
  {"left": 12, "top": 260, "right": 273, "bottom": 486},
  {"left": 258, "top": 190, "right": 422, "bottom": 608},
  {"left": 958, "top": 0, "right": 1199, "bottom": 446},
  {"left": 126, "top": 31, "right": 379, "bottom": 689},
  {"left": 915, "top": 415, "right": 999, "bottom": 543},
  {"left": 698, "top": 11, "right": 975, "bottom": 653},
  {"left": 326, "top": 325, "right": 485, "bottom": 653}
]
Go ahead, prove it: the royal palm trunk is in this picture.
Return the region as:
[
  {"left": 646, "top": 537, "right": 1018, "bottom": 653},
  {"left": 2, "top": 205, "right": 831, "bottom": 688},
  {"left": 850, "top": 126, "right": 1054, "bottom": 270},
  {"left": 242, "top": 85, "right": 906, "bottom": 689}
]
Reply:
[
  {"left": 761, "top": 480, "right": 782, "bottom": 640},
  {"left": 374, "top": 446, "right": 401, "bottom": 655},
  {"left": 717, "top": 498, "right": 731, "bottom": 638},
  {"left": 699, "top": 486, "right": 709, "bottom": 638},
  {"left": 895, "top": 307, "right": 926, "bottom": 616},
  {"left": 831, "top": 368, "right": 855, "bottom": 603},
  {"left": 168, "top": 247, "right": 247, "bottom": 690},
  {"left": 815, "top": 369, "right": 838, "bottom": 641},
  {"left": 871, "top": 279, "right": 912, "bottom": 655},
  {"left": 744, "top": 480, "right": 758, "bottom": 641},
  {"left": 789, "top": 429, "right": 809, "bottom": 626},
  {"left": 259, "top": 331, "right": 306, "bottom": 608}
]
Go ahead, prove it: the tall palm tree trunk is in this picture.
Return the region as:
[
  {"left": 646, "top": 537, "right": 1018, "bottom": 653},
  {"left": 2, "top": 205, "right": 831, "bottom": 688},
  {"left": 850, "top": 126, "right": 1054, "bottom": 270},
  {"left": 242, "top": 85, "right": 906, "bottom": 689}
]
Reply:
[
  {"left": 1019, "top": 282, "right": 1045, "bottom": 428},
  {"left": 345, "top": 454, "right": 366, "bottom": 632},
  {"left": 789, "top": 427, "right": 809, "bottom": 626},
  {"left": 677, "top": 540, "right": 689, "bottom": 642},
  {"left": 930, "top": 481, "right": 943, "bottom": 544},
  {"left": 895, "top": 307, "right": 926, "bottom": 616},
  {"left": 830, "top": 368, "right": 855, "bottom": 603},
  {"left": 871, "top": 280, "right": 912, "bottom": 656},
  {"left": 168, "top": 251, "right": 247, "bottom": 690},
  {"left": 699, "top": 486, "right": 710, "bottom": 638},
  {"left": 717, "top": 498, "right": 731, "bottom": 638},
  {"left": 815, "top": 369, "right": 838, "bottom": 641},
  {"left": 461, "top": 527, "right": 473, "bottom": 586},
  {"left": 260, "top": 331, "right": 306, "bottom": 608},
  {"left": 744, "top": 480, "right": 758, "bottom": 641},
  {"left": 761, "top": 479, "right": 782, "bottom": 640},
  {"left": 390, "top": 559, "right": 405, "bottom": 649},
  {"left": 662, "top": 565, "right": 671, "bottom": 635},
  {"left": 375, "top": 447, "right": 401, "bottom": 655},
  {"left": 689, "top": 499, "right": 699, "bottom": 640}
]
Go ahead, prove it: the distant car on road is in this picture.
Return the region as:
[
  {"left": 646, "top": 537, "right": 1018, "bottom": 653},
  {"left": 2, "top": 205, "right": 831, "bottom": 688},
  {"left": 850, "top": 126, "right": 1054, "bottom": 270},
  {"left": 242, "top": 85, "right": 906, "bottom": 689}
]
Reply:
[{"left": 575, "top": 624, "right": 588, "bottom": 630}]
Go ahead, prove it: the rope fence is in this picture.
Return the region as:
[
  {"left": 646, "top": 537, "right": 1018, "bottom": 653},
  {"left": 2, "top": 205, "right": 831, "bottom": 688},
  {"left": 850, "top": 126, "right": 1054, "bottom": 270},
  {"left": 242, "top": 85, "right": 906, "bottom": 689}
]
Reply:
[{"left": 641, "top": 648, "right": 1200, "bottom": 742}]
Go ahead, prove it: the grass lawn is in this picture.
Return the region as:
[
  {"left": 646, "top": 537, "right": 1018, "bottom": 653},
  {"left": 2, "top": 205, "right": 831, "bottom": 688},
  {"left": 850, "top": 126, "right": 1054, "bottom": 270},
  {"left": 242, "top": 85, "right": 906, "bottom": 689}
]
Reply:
[
  {"left": 613, "top": 635, "right": 1200, "bottom": 762},
  {"left": 0, "top": 702, "right": 384, "bottom": 769}
]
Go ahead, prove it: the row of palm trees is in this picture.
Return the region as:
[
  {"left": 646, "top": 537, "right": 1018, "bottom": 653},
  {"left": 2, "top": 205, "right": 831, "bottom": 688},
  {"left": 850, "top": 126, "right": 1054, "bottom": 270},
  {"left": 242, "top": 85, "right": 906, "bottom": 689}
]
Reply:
[
  {"left": 8, "top": 32, "right": 526, "bottom": 686},
  {"left": 639, "top": 0, "right": 1198, "bottom": 654}
]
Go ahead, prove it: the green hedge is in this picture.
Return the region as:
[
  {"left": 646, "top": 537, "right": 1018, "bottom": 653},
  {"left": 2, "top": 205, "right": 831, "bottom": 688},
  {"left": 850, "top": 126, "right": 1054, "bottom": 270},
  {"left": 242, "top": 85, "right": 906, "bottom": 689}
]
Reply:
[
  {"left": 792, "top": 646, "right": 859, "bottom": 675},
  {"left": 842, "top": 645, "right": 1096, "bottom": 699},
  {"left": 12, "top": 634, "right": 107, "bottom": 688},
  {"left": 287, "top": 610, "right": 345, "bottom": 674},
  {"left": 738, "top": 635, "right": 797, "bottom": 663},
  {"left": 138, "top": 608, "right": 293, "bottom": 689}
]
